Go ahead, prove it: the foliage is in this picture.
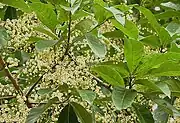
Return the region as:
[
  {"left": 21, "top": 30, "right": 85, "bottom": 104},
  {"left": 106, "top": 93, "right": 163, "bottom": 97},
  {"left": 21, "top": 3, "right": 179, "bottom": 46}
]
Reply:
[{"left": 0, "top": 0, "right": 180, "bottom": 123}]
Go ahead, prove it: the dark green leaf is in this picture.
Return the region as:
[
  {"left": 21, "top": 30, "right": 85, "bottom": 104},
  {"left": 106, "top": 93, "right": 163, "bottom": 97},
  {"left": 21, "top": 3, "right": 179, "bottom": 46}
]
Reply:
[
  {"left": 71, "top": 102, "right": 93, "bottom": 123},
  {"left": 26, "top": 97, "right": 58, "bottom": 123},
  {"left": 133, "top": 103, "right": 154, "bottom": 123},
  {"left": 57, "top": 104, "right": 79, "bottom": 123},
  {"left": 4, "top": 6, "right": 17, "bottom": 20},
  {"left": 140, "top": 35, "right": 161, "bottom": 48},
  {"left": 91, "top": 65, "right": 124, "bottom": 86},
  {"left": 112, "top": 87, "right": 137, "bottom": 110}
]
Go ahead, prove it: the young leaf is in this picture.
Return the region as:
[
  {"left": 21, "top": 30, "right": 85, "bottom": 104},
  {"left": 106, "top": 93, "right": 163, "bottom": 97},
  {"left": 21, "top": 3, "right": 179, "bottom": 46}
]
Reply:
[
  {"left": 29, "top": 2, "right": 59, "bottom": 31},
  {"left": 78, "top": 90, "right": 96, "bottom": 105},
  {"left": 26, "top": 97, "right": 58, "bottom": 123},
  {"left": 112, "top": 87, "right": 137, "bottom": 110},
  {"left": 124, "top": 38, "right": 144, "bottom": 73},
  {"left": 132, "top": 103, "right": 154, "bottom": 123},
  {"left": 85, "top": 33, "right": 106, "bottom": 58},
  {"left": 105, "top": 7, "right": 125, "bottom": 26},
  {"left": 0, "top": 0, "right": 31, "bottom": 13},
  {"left": 57, "top": 104, "right": 79, "bottom": 123},
  {"left": 71, "top": 102, "right": 93, "bottom": 123},
  {"left": 91, "top": 65, "right": 124, "bottom": 86},
  {"left": 35, "top": 40, "right": 58, "bottom": 51}
]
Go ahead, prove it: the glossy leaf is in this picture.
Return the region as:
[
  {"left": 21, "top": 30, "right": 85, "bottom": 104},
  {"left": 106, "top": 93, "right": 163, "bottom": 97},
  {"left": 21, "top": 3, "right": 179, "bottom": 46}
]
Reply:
[
  {"left": 124, "top": 38, "right": 144, "bottom": 73},
  {"left": 71, "top": 102, "right": 93, "bottom": 123},
  {"left": 26, "top": 97, "right": 58, "bottom": 123},
  {"left": 112, "top": 87, "right": 137, "bottom": 110},
  {"left": 78, "top": 90, "right": 96, "bottom": 105},
  {"left": 85, "top": 33, "right": 106, "bottom": 58},
  {"left": 57, "top": 104, "right": 79, "bottom": 123},
  {"left": 91, "top": 65, "right": 124, "bottom": 86},
  {"left": 133, "top": 103, "right": 154, "bottom": 123}
]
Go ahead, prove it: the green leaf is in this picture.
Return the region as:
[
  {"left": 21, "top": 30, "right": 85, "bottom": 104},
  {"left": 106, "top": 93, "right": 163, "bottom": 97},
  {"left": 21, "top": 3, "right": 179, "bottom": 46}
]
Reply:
[
  {"left": 35, "top": 40, "right": 58, "bottom": 51},
  {"left": 29, "top": 2, "right": 59, "bottom": 31},
  {"left": 78, "top": 90, "right": 96, "bottom": 105},
  {"left": 161, "top": 2, "right": 180, "bottom": 11},
  {"left": 166, "top": 22, "right": 180, "bottom": 36},
  {"left": 26, "top": 97, "right": 58, "bottom": 123},
  {"left": 93, "top": 4, "right": 110, "bottom": 23},
  {"left": 155, "top": 11, "right": 180, "bottom": 20},
  {"left": 124, "top": 38, "right": 144, "bottom": 73},
  {"left": 103, "top": 30, "right": 124, "bottom": 38},
  {"left": 75, "top": 19, "right": 96, "bottom": 34},
  {"left": 148, "top": 95, "right": 180, "bottom": 117},
  {"left": 156, "top": 82, "right": 171, "bottom": 98},
  {"left": 0, "top": 27, "right": 10, "bottom": 48},
  {"left": 0, "top": 0, "right": 31, "bottom": 13},
  {"left": 164, "top": 79, "right": 180, "bottom": 94},
  {"left": 71, "top": 102, "right": 93, "bottom": 123},
  {"left": 15, "top": 51, "right": 30, "bottom": 64},
  {"left": 91, "top": 65, "right": 124, "bottom": 86},
  {"left": 105, "top": 7, "right": 125, "bottom": 26},
  {"left": 57, "top": 104, "right": 79, "bottom": 123},
  {"left": 153, "top": 97, "right": 170, "bottom": 123},
  {"left": 136, "top": 6, "right": 171, "bottom": 46},
  {"left": 4, "top": 6, "right": 17, "bottom": 20},
  {"left": 37, "top": 88, "right": 53, "bottom": 95},
  {"left": 132, "top": 103, "right": 154, "bottom": 123},
  {"left": 149, "top": 62, "right": 180, "bottom": 76},
  {"left": 60, "top": 0, "right": 82, "bottom": 15},
  {"left": 140, "top": 35, "right": 161, "bottom": 48},
  {"left": 111, "top": 19, "right": 138, "bottom": 39},
  {"left": 34, "top": 26, "right": 59, "bottom": 40},
  {"left": 98, "top": 61, "right": 129, "bottom": 78},
  {"left": 112, "top": 87, "right": 137, "bottom": 110},
  {"left": 170, "top": 43, "right": 180, "bottom": 53},
  {"left": 85, "top": 33, "right": 106, "bottom": 58}
]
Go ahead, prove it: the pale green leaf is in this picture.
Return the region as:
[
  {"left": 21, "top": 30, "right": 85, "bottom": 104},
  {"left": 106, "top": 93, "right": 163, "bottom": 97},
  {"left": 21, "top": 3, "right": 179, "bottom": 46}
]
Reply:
[
  {"left": 78, "top": 90, "right": 96, "bottom": 105},
  {"left": 85, "top": 33, "right": 106, "bottom": 58}
]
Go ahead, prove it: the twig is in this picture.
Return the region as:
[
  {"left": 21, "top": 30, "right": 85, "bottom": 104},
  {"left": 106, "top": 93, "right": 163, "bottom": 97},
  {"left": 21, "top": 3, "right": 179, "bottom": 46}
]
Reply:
[
  {"left": 0, "top": 95, "right": 16, "bottom": 100},
  {"left": 61, "top": 7, "right": 72, "bottom": 61},
  {"left": 0, "top": 55, "right": 23, "bottom": 95}
]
